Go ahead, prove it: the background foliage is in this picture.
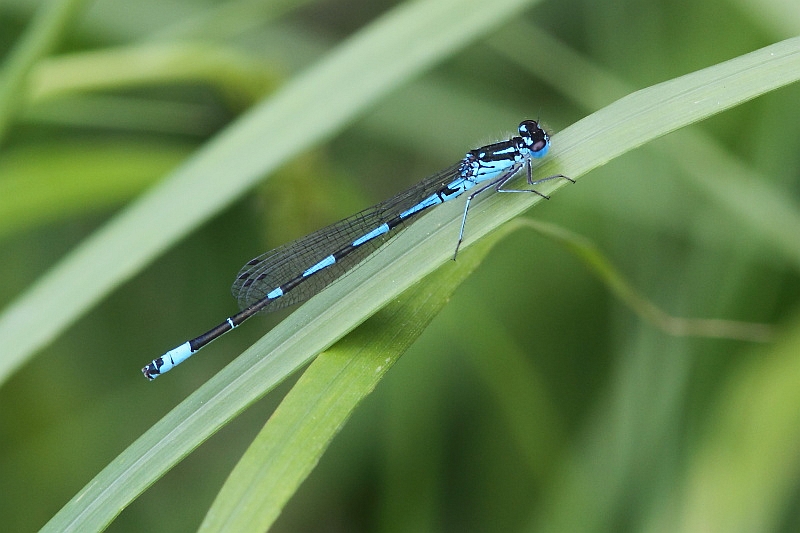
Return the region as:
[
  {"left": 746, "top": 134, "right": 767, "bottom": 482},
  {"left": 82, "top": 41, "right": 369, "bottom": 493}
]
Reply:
[{"left": 0, "top": 0, "right": 799, "bottom": 531}]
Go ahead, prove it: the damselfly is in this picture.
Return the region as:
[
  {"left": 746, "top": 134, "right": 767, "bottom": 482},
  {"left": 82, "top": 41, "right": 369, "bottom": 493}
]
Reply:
[{"left": 142, "top": 120, "right": 572, "bottom": 380}]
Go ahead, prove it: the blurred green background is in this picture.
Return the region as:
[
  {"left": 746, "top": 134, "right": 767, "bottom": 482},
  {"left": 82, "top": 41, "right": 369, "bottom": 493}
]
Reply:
[{"left": 1, "top": 0, "right": 799, "bottom": 531}]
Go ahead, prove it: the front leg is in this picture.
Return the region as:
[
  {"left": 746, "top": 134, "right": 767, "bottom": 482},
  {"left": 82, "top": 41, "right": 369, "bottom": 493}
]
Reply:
[{"left": 452, "top": 169, "right": 519, "bottom": 260}]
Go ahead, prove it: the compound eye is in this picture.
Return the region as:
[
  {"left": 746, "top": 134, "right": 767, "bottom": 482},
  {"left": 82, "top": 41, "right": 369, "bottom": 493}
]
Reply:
[{"left": 530, "top": 139, "right": 547, "bottom": 153}]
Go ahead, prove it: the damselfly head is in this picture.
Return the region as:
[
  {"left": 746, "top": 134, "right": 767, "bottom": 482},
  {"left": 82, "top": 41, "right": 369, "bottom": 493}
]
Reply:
[{"left": 517, "top": 120, "right": 550, "bottom": 157}]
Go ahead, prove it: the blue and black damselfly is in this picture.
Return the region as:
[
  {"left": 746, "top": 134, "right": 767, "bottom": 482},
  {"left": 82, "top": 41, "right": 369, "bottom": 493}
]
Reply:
[{"left": 142, "top": 120, "right": 572, "bottom": 380}]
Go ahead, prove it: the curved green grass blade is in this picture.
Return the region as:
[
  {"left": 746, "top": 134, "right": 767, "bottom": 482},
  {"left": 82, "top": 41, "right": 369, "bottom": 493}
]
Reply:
[
  {"left": 199, "top": 222, "right": 506, "bottom": 533},
  {"left": 512, "top": 218, "right": 776, "bottom": 342},
  {"left": 28, "top": 43, "right": 277, "bottom": 108},
  {"left": 39, "top": 37, "right": 800, "bottom": 533},
  {"left": 0, "top": 0, "right": 538, "bottom": 386}
]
